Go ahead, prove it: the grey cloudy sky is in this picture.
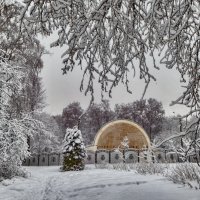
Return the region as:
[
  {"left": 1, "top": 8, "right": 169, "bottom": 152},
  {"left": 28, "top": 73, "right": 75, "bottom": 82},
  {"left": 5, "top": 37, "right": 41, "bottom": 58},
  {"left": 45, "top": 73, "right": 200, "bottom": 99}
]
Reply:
[{"left": 39, "top": 35, "right": 188, "bottom": 116}]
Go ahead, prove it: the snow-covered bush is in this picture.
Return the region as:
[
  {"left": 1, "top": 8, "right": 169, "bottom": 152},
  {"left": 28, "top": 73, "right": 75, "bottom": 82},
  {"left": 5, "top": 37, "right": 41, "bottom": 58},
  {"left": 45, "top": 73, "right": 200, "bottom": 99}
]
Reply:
[
  {"left": 112, "top": 163, "right": 131, "bottom": 171},
  {"left": 166, "top": 163, "right": 200, "bottom": 189},
  {"left": 0, "top": 118, "right": 30, "bottom": 179},
  {"left": 0, "top": 111, "right": 46, "bottom": 180},
  {"left": 95, "top": 163, "right": 112, "bottom": 170},
  {"left": 61, "top": 126, "right": 86, "bottom": 171},
  {"left": 95, "top": 162, "right": 167, "bottom": 174},
  {"left": 133, "top": 163, "right": 167, "bottom": 175},
  {"left": 95, "top": 162, "right": 130, "bottom": 171},
  {"left": 0, "top": 159, "right": 28, "bottom": 180}
]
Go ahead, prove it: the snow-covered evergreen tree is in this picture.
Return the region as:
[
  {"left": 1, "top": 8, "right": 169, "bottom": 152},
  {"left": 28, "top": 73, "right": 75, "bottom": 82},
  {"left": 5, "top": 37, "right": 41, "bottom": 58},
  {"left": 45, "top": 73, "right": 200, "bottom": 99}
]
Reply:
[{"left": 62, "top": 126, "right": 86, "bottom": 171}]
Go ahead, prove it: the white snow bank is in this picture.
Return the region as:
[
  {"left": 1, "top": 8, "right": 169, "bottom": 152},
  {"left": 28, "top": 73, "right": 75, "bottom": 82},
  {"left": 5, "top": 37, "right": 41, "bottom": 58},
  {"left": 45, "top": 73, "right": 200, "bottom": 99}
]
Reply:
[{"left": 0, "top": 166, "right": 200, "bottom": 200}]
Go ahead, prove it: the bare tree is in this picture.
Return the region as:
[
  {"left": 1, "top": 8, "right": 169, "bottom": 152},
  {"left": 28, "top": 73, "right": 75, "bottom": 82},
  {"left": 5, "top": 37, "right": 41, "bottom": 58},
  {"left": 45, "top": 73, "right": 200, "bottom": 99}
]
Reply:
[
  {"left": 115, "top": 98, "right": 165, "bottom": 140},
  {"left": 62, "top": 102, "right": 83, "bottom": 129},
  {"left": 81, "top": 100, "right": 114, "bottom": 144}
]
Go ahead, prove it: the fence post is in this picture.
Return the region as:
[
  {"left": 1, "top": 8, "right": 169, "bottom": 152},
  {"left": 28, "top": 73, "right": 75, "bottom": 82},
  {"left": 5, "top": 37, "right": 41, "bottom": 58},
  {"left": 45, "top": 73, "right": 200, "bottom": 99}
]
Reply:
[
  {"left": 38, "top": 154, "right": 40, "bottom": 166},
  {"left": 28, "top": 157, "right": 30, "bottom": 166},
  {"left": 188, "top": 155, "right": 191, "bottom": 163},
  {"left": 123, "top": 150, "right": 125, "bottom": 163},
  {"left": 58, "top": 153, "right": 60, "bottom": 166},
  {"left": 109, "top": 151, "right": 111, "bottom": 163},
  {"left": 177, "top": 153, "right": 180, "bottom": 163},
  {"left": 137, "top": 150, "right": 140, "bottom": 163},
  {"left": 152, "top": 152, "right": 155, "bottom": 163},
  {"left": 48, "top": 154, "right": 50, "bottom": 166},
  {"left": 95, "top": 151, "right": 97, "bottom": 164},
  {"left": 165, "top": 150, "right": 167, "bottom": 162}
]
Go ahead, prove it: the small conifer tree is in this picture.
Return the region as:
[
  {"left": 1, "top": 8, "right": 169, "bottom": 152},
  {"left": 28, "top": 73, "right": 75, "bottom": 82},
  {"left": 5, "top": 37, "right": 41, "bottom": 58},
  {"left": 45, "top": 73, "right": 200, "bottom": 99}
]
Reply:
[{"left": 62, "top": 126, "right": 86, "bottom": 171}]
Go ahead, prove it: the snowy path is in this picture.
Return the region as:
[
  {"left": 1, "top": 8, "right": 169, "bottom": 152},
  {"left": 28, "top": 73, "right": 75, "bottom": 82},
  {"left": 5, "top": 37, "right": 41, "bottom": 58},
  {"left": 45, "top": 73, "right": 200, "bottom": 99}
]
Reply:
[{"left": 0, "top": 166, "right": 200, "bottom": 200}]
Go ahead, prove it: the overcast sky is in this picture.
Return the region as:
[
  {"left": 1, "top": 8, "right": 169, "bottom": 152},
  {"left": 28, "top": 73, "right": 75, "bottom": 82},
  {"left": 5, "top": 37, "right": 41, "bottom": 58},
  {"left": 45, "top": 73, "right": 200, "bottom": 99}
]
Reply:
[{"left": 39, "top": 35, "right": 188, "bottom": 117}]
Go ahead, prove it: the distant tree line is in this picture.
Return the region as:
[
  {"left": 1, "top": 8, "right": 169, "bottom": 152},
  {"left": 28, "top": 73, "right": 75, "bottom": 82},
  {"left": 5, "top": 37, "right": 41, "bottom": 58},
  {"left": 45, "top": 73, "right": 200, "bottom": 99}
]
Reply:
[
  {"left": 54, "top": 98, "right": 166, "bottom": 145},
  {"left": 31, "top": 101, "right": 195, "bottom": 154}
]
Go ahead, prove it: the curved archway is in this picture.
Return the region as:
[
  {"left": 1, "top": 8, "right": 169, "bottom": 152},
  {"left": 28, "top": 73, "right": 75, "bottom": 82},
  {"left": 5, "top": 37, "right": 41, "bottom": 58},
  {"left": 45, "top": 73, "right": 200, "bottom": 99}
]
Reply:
[{"left": 94, "top": 120, "right": 150, "bottom": 150}]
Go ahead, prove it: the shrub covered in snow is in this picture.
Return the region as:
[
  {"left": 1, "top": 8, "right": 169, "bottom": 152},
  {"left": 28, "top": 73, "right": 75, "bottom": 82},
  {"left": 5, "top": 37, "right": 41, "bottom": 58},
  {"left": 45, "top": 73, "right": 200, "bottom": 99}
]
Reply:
[
  {"left": 95, "top": 163, "right": 130, "bottom": 171},
  {"left": 112, "top": 163, "right": 131, "bottom": 171},
  {"left": 62, "top": 126, "right": 86, "bottom": 171},
  {"left": 95, "top": 163, "right": 113, "bottom": 170},
  {"left": 95, "top": 162, "right": 167, "bottom": 174},
  {"left": 166, "top": 163, "right": 200, "bottom": 189},
  {"left": 0, "top": 112, "right": 48, "bottom": 180},
  {"left": 133, "top": 163, "right": 167, "bottom": 175},
  {"left": 0, "top": 119, "right": 29, "bottom": 179}
]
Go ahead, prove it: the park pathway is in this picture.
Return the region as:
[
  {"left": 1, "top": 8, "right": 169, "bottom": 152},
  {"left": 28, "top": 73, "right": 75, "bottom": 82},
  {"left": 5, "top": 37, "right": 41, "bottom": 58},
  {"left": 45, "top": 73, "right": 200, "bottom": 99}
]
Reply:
[{"left": 0, "top": 166, "right": 200, "bottom": 200}]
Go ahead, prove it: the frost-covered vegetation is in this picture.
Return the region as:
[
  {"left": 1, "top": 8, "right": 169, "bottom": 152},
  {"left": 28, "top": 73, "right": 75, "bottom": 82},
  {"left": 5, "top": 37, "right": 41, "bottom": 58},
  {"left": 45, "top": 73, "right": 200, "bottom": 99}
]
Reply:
[
  {"left": 20, "top": 0, "right": 200, "bottom": 131},
  {"left": 134, "top": 163, "right": 168, "bottom": 175},
  {"left": 61, "top": 127, "right": 86, "bottom": 171},
  {"left": 167, "top": 163, "right": 200, "bottom": 189},
  {"left": 0, "top": 1, "right": 60, "bottom": 179},
  {"left": 0, "top": 54, "right": 40, "bottom": 179},
  {"left": 95, "top": 162, "right": 200, "bottom": 189},
  {"left": 96, "top": 162, "right": 167, "bottom": 175}
]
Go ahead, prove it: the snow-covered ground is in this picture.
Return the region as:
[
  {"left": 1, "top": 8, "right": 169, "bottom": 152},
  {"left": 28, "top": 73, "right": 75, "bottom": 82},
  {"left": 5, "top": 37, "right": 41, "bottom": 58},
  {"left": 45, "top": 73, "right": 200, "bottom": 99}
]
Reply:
[{"left": 0, "top": 165, "right": 200, "bottom": 200}]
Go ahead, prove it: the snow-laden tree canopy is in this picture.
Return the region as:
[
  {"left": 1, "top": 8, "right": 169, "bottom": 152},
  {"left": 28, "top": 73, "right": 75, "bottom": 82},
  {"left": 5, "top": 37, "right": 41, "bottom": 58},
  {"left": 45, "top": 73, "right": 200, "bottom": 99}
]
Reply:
[
  {"left": 0, "top": 55, "right": 43, "bottom": 178},
  {"left": 20, "top": 0, "right": 200, "bottom": 112},
  {"left": 0, "top": 1, "right": 49, "bottom": 178}
]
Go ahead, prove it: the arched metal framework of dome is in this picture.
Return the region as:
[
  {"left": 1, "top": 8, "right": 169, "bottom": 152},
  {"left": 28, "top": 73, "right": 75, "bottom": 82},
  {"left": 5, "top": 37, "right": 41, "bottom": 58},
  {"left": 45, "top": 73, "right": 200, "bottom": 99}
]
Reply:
[{"left": 87, "top": 120, "right": 150, "bottom": 151}]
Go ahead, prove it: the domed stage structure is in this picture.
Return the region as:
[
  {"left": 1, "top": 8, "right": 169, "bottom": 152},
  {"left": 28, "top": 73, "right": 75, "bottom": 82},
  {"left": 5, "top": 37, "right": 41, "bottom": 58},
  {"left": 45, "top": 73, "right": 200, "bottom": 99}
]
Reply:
[{"left": 87, "top": 120, "right": 150, "bottom": 151}]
